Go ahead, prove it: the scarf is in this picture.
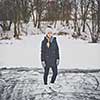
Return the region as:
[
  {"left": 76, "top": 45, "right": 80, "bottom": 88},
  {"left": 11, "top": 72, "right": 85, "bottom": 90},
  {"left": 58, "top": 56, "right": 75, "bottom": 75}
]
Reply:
[
  {"left": 46, "top": 36, "right": 54, "bottom": 48},
  {"left": 46, "top": 36, "right": 50, "bottom": 48}
]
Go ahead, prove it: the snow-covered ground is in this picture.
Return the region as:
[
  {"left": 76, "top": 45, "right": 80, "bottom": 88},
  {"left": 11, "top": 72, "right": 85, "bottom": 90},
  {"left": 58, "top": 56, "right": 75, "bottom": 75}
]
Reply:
[
  {"left": 0, "top": 30, "right": 100, "bottom": 100},
  {"left": 0, "top": 35, "right": 100, "bottom": 69},
  {"left": 0, "top": 68, "right": 100, "bottom": 100}
]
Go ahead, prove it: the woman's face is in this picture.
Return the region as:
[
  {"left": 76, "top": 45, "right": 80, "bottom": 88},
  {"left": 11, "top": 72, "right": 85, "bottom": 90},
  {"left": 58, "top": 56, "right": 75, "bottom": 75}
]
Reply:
[{"left": 47, "top": 32, "right": 52, "bottom": 38}]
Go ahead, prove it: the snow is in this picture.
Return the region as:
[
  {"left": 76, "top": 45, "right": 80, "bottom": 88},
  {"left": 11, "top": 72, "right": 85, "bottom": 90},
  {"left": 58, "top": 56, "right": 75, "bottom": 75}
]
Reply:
[
  {"left": 0, "top": 35, "right": 100, "bottom": 69},
  {"left": 0, "top": 68, "right": 100, "bottom": 100}
]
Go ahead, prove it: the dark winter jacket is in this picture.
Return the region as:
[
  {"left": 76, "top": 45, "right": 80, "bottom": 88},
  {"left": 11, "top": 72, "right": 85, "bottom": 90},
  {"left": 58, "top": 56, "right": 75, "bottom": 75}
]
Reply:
[{"left": 41, "top": 36, "right": 59, "bottom": 66}]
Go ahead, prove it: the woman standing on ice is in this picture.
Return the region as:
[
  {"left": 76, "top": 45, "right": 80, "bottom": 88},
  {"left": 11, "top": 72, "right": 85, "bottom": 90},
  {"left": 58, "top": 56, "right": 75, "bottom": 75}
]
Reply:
[{"left": 41, "top": 27, "right": 60, "bottom": 86}]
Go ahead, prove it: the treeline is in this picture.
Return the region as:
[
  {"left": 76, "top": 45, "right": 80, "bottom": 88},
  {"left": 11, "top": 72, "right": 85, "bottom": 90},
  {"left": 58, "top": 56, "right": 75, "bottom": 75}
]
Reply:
[{"left": 0, "top": 0, "right": 100, "bottom": 42}]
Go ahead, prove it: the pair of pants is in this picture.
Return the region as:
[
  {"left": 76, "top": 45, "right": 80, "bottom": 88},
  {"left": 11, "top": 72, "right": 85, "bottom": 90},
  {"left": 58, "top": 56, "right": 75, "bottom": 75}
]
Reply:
[{"left": 43, "top": 65, "right": 58, "bottom": 85}]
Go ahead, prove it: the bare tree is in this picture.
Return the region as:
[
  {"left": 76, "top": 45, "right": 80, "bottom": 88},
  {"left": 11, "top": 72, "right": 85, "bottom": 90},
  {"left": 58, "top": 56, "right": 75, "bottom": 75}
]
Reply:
[
  {"left": 86, "top": 0, "right": 99, "bottom": 43},
  {"left": 0, "top": 0, "right": 31, "bottom": 39},
  {"left": 30, "top": 0, "right": 47, "bottom": 28},
  {"left": 80, "top": 0, "right": 91, "bottom": 32},
  {"left": 97, "top": 0, "right": 100, "bottom": 33},
  {"left": 71, "top": 0, "right": 78, "bottom": 32},
  {"left": 59, "top": 0, "right": 72, "bottom": 25},
  {"left": 0, "top": 0, "right": 13, "bottom": 32}
]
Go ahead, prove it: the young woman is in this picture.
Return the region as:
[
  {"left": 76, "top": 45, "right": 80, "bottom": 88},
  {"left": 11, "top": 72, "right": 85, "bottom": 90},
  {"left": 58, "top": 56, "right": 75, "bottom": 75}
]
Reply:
[{"left": 41, "top": 28, "right": 60, "bottom": 85}]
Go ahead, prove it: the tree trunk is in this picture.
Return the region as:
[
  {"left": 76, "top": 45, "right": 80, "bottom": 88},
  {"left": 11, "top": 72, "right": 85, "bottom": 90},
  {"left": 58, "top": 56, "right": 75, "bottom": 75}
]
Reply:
[
  {"left": 91, "top": 1, "right": 98, "bottom": 43},
  {"left": 74, "top": 0, "right": 77, "bottom": 32},
  {"left": 37, "top": 13, "right": 41, "bottom": 28},
  {"left": 86, "top": 23, "right": 98, "bottom": 43},
  {"left": 82, "top": 19, "right": 86, "bottom": 32},
  {"left": 17, "top": 22, "right": 20, "bottom": 36},
  {"left": 8, "top": 21, "right": 12, "bottom": 31},
  {"left": 32, "top": 11, "right": 37, "bottom": 27},
  {"left": 97, "top": 0, "right": 100, "bottom": 33},
  {"left": 14, "top": 22, "right": 17, "bottom": 38}
]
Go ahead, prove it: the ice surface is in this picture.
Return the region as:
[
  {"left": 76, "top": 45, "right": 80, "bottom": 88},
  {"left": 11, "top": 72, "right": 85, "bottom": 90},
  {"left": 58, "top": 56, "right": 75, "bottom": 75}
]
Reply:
[{"left": 0, "top": 35, "right": 100, "bottom": 69}]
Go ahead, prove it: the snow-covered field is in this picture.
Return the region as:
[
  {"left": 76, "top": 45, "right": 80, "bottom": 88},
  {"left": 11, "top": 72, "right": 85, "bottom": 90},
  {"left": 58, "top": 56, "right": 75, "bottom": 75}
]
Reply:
[
  {"left": 0, "top": 68, "right": 100, "bottom": 100},
  {"left": 0, "top": 35, "right": 100, "bottom": 69},
  {"left": 0, "top": 34, "right": 100, "bottom": 100}
]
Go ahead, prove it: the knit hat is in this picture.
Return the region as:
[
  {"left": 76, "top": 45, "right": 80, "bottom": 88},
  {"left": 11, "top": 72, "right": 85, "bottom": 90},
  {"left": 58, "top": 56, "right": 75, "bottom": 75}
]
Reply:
[{"left": 45, "top": 27, "right": 53, "bottom": 34}]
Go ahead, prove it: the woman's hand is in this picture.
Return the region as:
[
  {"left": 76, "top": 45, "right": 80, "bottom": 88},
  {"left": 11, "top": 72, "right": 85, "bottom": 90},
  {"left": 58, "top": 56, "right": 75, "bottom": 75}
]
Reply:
[
  {"left": 41, "top": 61, "right": 46, "bottom": 68},
  {"left": 56, "top": 59, "right": 59, "bottom": 66}
]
